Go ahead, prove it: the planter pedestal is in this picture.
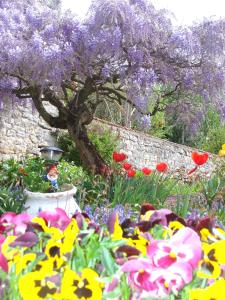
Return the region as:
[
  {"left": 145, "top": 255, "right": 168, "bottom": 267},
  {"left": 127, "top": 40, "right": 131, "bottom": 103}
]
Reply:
[{"left": 24, "top": 186, "right": 80, "bottom": 217}]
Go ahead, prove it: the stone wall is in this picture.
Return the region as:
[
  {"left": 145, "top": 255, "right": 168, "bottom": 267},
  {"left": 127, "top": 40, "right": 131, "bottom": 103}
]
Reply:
[
  {"left": 0, "top": 100, "right": 216, "bottom": 173},
  {"left": 91, "top": 118, "right": 216, "bottom": 173},
  {"left": 0, "top": 98, "right": 56, "bottom": 160}
]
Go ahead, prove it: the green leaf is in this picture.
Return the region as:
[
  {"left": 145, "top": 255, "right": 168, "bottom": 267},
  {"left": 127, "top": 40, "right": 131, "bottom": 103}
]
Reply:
[{"left": 101, "top": 247, "right": 116, "bottom": 275}]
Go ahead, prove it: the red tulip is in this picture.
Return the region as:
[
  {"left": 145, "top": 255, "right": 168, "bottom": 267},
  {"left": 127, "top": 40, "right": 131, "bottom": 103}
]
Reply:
[
  {"left": 123, "top": 163, "right": 132, "bottom": 170},
  {"left": 142, "top": 167, "right": 152, "bottom": 175},
  {"left": 156, "top": 162, "right": 168, "bottom": 172},
  {"left": 120, "top": 153, "right": 127, "bottom": 161},
  {"left": 112, "top": 151, "right": 127, "bottom": 162},
  {"left": 191, "top": 152, "right": 209, "bottom": 166},
  {"left": 127, "top": 169, "right": 136, "bottom": 177},
  {"left": 112, "top": 152, "right": 120, "bottom": 162}
]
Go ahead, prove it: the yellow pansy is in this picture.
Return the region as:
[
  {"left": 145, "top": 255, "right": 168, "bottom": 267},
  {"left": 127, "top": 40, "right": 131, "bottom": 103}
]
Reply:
[
  {"left": 197, "top": 241, "right": 225, "bottom": 279},
  {"left": 1, "top": 236, "right": 18, "bottom": 260},
  {"left": 208, "top": 240, "right": 225, "bottom": 264},
  {"left": 62, "top": 219, "right": 79, "bottom": 254},
  {"left": 32, "top": 217, "right": 63, "bottom": 240},
  {"left": 163, "top": 221, "right": 185, "bottom": 239},
  {"left": 212, "top": 227, "right": 225, "bottom": 240},
  {"left": 13, "top": 252, "right": 37, "bottom": 274},
  {"left": 189, "top": 278, "right": 225, "bottom": 300},
  {"left": 200, "top": 228, "right": 217, "bottom": 242},
  {"left": 19, "top": 271, "right": 59, "bottom": 300},
  {"left": 111, "top": 215, "right": 123, "bottom": 241},
  {"left": 45, "top": 239, "right": 66, "bottom": 269},
  {"left": 111, "top": 215, "right": 149, "bottom": 255},
  {"left": 60, "top": 268, "right": 103, "bottom": 300}
]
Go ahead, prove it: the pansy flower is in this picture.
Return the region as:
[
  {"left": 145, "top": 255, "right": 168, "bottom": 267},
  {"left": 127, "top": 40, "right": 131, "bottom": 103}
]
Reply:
[
  {"left": 197, "top": 246, "right": 221, "bottom": 279},
  {"left": 61, "top": 219, "right": 79, "bottom": 254},
  {"left": 32, "top": 217, "right": 63, "bottom": 240},
  {"left": 0, "top": 212, "right": 31, "bottom": 235},
  {"left": 122, "top": 258, "right": 155, "bottom": 292},
  {"left": 38, "top": 208, "right": 71, "bottom": 231},
  {"left": 110, "top": 214, "right": 149, "bottom": 255},
  {"left": 45, "top": 240, "right": 66, "bottom": 269},
  {"left": 13, "top": 252, "right": 37, "bottom": 274},
  {"left": 147, "top": 227, "right": 202, "bottom": 269},
  {"left": 60, "top": 268, "right": 103, "bottom": 300},
  {"left": 19, "top": 271, "right": 59, "bottom": 300},
  {"left": 189, "top": 278, "right": 225, "bottom": 300},
  {"left": 198, "top": 239, "right": 225, "bottom": 279},
  {"left": 122, "top": 259, "right": 192, "bottom": 298},
  {"left": 1, "top": 236, "right": 18, "bottom": 261}
]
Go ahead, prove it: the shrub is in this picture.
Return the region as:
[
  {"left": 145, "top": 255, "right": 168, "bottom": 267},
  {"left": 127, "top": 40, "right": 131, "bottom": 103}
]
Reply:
[
  {"left": 0, "top": 187, "right": 27, "bottom": 215},
  {"left": 56, "top": 125, "right": 119, "bottom": 167},
  {"left": 0, "top": 159, "right": 21, "bottom": 188},
  {"left": 194, "top": 105, "right": 225, "bottom": 154}
]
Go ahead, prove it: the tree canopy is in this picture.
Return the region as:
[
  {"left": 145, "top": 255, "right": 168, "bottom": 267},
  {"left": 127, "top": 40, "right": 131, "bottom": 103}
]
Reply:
[{"left": 1, "top": 0, "right": 225, "bottom": 173}]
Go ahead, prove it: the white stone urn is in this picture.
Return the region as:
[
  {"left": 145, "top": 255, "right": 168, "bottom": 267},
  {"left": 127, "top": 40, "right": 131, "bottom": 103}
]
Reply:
[{"left": 24, "top": 185, "right": 80, "bottom": 217}]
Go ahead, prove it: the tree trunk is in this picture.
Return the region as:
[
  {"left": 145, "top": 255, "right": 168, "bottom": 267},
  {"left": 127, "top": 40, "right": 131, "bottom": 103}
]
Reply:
[{"left": 67, "top": 121, "right": 110, "bottom": 175}]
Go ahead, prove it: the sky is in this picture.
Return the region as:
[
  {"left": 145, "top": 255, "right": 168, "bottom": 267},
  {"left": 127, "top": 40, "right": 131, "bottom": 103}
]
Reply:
[{"left": 62, "top": 0, "right": 225, "bottom": 25}]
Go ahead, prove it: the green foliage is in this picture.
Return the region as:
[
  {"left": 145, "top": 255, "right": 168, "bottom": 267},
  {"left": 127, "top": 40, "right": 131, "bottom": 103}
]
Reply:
[
  {"left": 76, "top": 175, "right": 109, "bottom": 209},
  {"left": 56, "top": 132, "right": 82, "bottom": 165},
  {"left": 109, "top": 174, "right": 178, "bottom": 208},
  {"left": 194, "top": 106, "right": 225, "bottom": 154},
  {"left": 0, "top": 159, "right": 21, "bottom": 188},
  {"left": 57, "top": 160, "right": 88, "bottom": 187},
  {"left": 201, "top": 174, "right": 225, "bottom": 209},
  {"left": 148, "top": 111, "right": 172, "bottom": 139},
  {"left": 56, "top": 126, "right": 118, "bottom": 167},
  {"left": 0, "top": 187, "right": 27, "bottom": 215},
  {"left": 22, "top": 157, "right": 50, "bottom": 192},
  {"left": 171, "top": 182, "right": 202, "bottom": 217},
  {"left": 89, "top": 125, "right": 119, "bottom": 165}
]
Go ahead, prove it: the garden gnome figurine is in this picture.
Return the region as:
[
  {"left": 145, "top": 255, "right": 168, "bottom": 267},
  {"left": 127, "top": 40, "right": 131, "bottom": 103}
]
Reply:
[{"left": 45, "top": 165, "right": 59, "bottom": 191}]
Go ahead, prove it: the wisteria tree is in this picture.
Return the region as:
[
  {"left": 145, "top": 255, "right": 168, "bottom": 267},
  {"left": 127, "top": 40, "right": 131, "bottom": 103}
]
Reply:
[{"left": 1, "top": 0, "right": 225, "bottom": 173}]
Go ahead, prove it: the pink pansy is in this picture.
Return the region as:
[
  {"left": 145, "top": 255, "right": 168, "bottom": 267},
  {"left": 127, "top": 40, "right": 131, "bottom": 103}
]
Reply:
[
  {"left": 0, "top": 212, "right": 31, "bottom": 234},
  {"left": 122, "top": 259, "right": 193, "bottom": 299},
  {"left": 147, "top": 227, "right": 202, "bottom": 269},
  {"left": 139, "top": 263, "right": 193, "bottom": 299},
  {"left": 122, "top": 259, "right": 156, "bottom": 292},
  {"left": 38, "top": 208, "right": 71, "bottom": 230}
]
